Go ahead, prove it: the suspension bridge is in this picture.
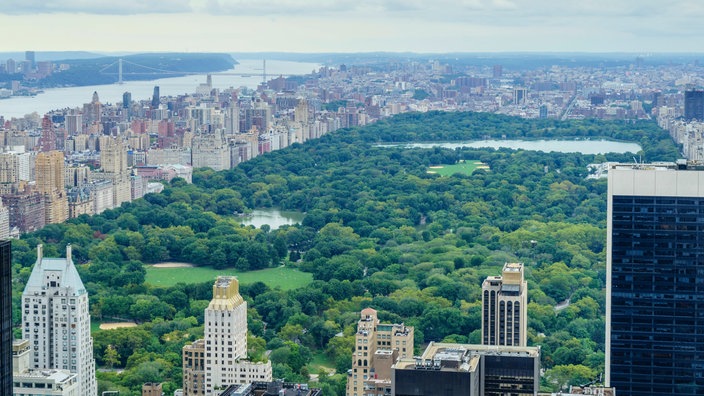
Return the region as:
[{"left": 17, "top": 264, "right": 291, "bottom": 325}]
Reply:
[{"left": 99, "top": 59, "right": 292, "bottom": 84}]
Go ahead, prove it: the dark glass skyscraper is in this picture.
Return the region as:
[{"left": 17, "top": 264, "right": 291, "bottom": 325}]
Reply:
[
  {"left": 607, "top": 164, "right": 704, "bottom": 396},
  {"left": 151, "top": 86, "right": 160, "bottom": 108},
  {"left": 684, "top": 89, "right": 704, "bottom": 121},
  {"left": 0, "top": 239, "right": 12, "bottom": 396}
]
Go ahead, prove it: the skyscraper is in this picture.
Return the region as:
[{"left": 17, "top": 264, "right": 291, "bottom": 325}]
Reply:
[
  {"left": 607, "top": 163, "right": 704, "bottom": 395},
  {"left": 38, "top": 114, "right": 56, "bottom": 152},
  {"left": 482, "top": 262, "right": 527, "bottom": 347},
  {"left": 684, "top": 89, "right": 704, "bottom": 121},
  {"left": 513, "top": 88, "right": 527, "bottom": 105},
  {"left": 22, "top": 244, "right": 97, "bottom": 396},
  {"left": 122, "top": 91, "right": 132, "bottom": 109},
  {"left": 0, "top": 240, "right": 11, "bottom": 396},
  {"left": 25, "top": 51, "right": 35, "bottom": 69},
  {"left": 539, "top": 104, "right": 548, "bottom": 119},
  {"left": 35, "top": 151, "right": 68, "bottom": 224},
  {"left": 182, "top": 276, "right": 271, "bottom": 395},
  {"left": 492, "top": 64, "right": 503, "bottom": 78},
  {"left": 346, "top": 308, "right": 414, "bottom": 396},
  {"left": 151, "top": 86, "right": 160, "bottom": 108}
]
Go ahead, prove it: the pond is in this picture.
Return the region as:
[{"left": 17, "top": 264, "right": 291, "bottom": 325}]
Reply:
[
  {"left": 238, "top": 208, "right": 305, "bottom": 230},
  {"left": 378, "top": 139, "right": 642, "bottom": 155}
]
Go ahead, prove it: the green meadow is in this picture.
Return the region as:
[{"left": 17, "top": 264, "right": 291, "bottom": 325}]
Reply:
[
  {"left": 426, "top": 160, "right": 488, "bottom": 176},
  {"left": 145, "top": 265, "right": 314, "bottom": 290}
]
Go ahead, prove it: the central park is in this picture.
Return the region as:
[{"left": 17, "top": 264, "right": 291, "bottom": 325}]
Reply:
[{"left": 9, "top": 111, "right": 679, "bottom": 395}]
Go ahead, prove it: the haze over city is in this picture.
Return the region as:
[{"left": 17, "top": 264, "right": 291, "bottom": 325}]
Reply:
[
  {"left": 4, "top": 0, "right": 704, "bottom": 395},
  {"left": 1, "top": 0, "right": 704, "bottom": 53}
]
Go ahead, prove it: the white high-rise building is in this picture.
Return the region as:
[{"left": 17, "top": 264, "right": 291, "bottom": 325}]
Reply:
[
  {"left": 22, "top": 244, "right": 97, "bottom": 396},
  {"left": 183, "top": 276, "right": 271, "bottom": 395},
  {"left": 0, "top": 198, "right": 9, "bottom": 239},
  {"left": 205, "top": 276, "right": 248, "bottom": 388},
  {"left": 13, "top": 339, "right": 79, "bottom": 396}
]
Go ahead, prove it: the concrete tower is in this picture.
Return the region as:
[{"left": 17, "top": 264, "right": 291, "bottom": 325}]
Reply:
[
  {"left": 183, "top": 276, "right": 271, "bottom": 395},
  {"left": 22, "top": 244, "right": 97, "bottom": 396},
  {"left": 346, "top": 308, "right": 414, "bottom": 396},
  {"left": 35, "top": 151, "right": 68, "bottom": 224},
  {"left": 481, "top": 262, "right": 528, "bottom": 347}
]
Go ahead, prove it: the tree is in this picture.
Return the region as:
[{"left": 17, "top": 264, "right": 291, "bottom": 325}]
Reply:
[
  {"left": 545, "top": 364, "right": 596, "bottom": 391},
  {"left": 104, "top": 345, "right": 121, "bottom": 369}
]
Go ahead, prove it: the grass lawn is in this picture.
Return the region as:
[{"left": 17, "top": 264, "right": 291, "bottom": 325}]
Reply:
[
  {"left": 145, "top": 265, "right": 313, "bottom": 290},
  {"left": 309, "top": 352, "right": 336, "bottom": 374},
  {"left": 427, "top": 160, "right": 488, "bottom": 176}
]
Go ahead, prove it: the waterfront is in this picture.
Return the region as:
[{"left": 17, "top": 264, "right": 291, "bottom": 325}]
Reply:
[
  {"left": 0, "top": 59, "right": 320, "bottom": 119},
  {"left": 379, "top": 139, "right": 642, "bottom": 154}
]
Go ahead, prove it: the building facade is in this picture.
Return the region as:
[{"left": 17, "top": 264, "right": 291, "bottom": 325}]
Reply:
[
  {"left": 13, "top": 339, "right": 79, "bottom": 396},
  {"left": 391, "top": 342, "right": 540, "bottom": 396},
  {"left": 0, "top": 199, "right": 10, "bottom": 239},
  {"left": 684, "top": 89, "right": 704, "bottom": 121},
  {"left": 482, "top": 262, "right": 528, "bottom": 347},
  {"left": 35, "top": 150, "right": 68, "bottom": 225},
  {"left": 182, "top": 276, "right": 272, "bottom": 396},
  {"left": 4, "top": 192, "right": 45, "bottom": 233},
  {"left": 142, "top": 382, "right": 163, "bottom": 396},
  {"left": 182, "top": 339, "right": 206, "bottom": 396},
  {"left": 191, "top": 132, "right": 230, "bottom": 171},
  {"left": 607, "top": 163, "right": 704, "bottom": 395},
  {"left": 22, "top": 244, "right": 97, "bottom": 396},
  {"left": 0, "top": 240, "right": 11, "bottom": 396},
  {"left": 347, "top": 308, "right": 414, "bottom": 396}
]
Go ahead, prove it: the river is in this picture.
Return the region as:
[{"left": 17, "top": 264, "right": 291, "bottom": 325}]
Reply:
[
  {"left": 0, "top": 59, "right": 320, "bottom": 119},
  {"left": 379, "top": 139, "right": 642, "bottom": 154}
]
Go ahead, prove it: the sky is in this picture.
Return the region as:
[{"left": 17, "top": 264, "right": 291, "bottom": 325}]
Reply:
[{"left": 0, "top": 0, "right": 702, "bottom": 53}]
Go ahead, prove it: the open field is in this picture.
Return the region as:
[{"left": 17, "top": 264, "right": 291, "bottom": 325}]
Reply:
[
  {"left": 99, "top": 322, "right": 137, "bottom": 330},
  {"left": 310, "top": 352, "right": 336, "bottom": 374},
  {"left": 145, "top": 265, "right": 314, "bottom": 290},
  {"left": 91, "top": 319, "right": 137, "bottom": 333},
  {"left": 152, "top": 262, "right": 194, "bottom": 268},
  {"left": 427, "top": 160, "right": 488, "bottom": 176}
]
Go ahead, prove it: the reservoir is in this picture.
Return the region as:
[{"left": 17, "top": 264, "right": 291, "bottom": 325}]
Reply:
[
  {"left": 0, "top": 59, "right": 320, "bottom": 119},
  {"left": 379, "top": 139, "right": 642, "bottom": 155},
  {"left": 239, "top": 208, "right": 305, "bottom": 230}
]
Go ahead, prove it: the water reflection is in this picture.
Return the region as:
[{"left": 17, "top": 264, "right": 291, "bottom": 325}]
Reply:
[
  {"left": 239, "top": 208, "right": 305, "bottom": 230},
  {"left": 378, "top": 139, "right": 642, "bottom": 155}
]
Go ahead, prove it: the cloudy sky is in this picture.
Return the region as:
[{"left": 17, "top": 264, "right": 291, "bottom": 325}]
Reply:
[{"left": 0, "top": 0, "right": 702, "bottom": 53}]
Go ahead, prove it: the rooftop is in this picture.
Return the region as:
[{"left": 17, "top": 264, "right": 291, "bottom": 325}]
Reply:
[
  {"left": 24, "top": 244, "right": 86, "bottom": 297},
  {"left": 422, "top": 342, "right": 540, "bottom": 360},
  {"left": 14, "top": 368, "right": 76, "bottom": 384},
  {"left": 503, "top": 262, "right": 523, "bottom": 272}
]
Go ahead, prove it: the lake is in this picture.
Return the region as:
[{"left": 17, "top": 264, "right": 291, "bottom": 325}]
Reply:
[
  {"left": 378, "top": 139, "right": 642, "bottom": 155},
  {"left": 238, "top": 208, "right": 305, "bottom": 230},
  {"left": 0, "top": 59, "right": 320, "bottom": 119}
]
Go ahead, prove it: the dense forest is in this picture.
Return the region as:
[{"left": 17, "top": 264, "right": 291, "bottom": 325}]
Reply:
[{"left": 10, "top": 112, "right": 678, "bottom": 394}]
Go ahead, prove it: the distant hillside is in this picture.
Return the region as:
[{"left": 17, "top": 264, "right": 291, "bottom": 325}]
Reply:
[{"left": 36, "top": 52, "right": 236, "bottom": 87}]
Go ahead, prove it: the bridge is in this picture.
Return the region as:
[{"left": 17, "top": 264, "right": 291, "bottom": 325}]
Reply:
[{"left": 99, "top": 59, "right": 294, "bottom": 84}]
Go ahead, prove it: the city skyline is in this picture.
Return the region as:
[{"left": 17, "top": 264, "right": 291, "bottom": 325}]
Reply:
[{"left": 1, "top": 1, "right": 704, "bottom": 53}]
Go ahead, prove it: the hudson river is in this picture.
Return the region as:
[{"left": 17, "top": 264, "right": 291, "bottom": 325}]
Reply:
[{"left": 0, "top": 59, "right": 320, "bottom": 119}]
